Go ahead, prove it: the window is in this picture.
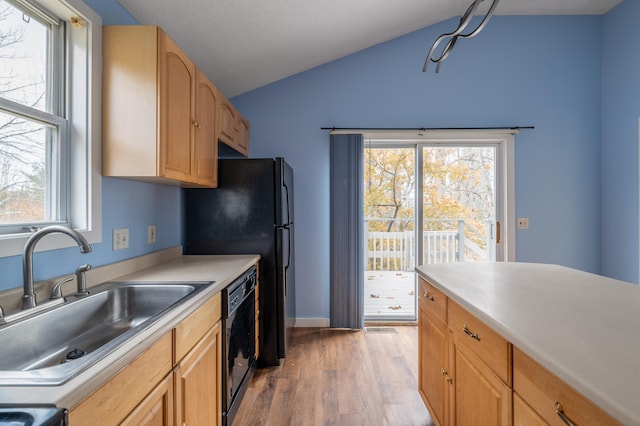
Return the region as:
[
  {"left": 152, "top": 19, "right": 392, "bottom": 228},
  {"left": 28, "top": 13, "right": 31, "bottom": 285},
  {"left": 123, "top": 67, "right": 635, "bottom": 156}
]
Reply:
[{"left": 0, "top": 0, "right": 101, "bottom": 255}]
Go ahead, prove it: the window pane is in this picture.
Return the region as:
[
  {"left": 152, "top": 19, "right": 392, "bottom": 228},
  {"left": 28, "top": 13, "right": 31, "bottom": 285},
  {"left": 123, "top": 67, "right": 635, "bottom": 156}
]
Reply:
[
  {"left": 0, "top": 0, "right": 49, "bottom": 112},
  {"left": 0, "top": 109, "right": 53, "bottom": 224}
]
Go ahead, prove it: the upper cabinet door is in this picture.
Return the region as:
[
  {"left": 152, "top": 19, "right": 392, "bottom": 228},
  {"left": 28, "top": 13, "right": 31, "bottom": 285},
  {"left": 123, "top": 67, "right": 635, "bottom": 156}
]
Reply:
[
  {"left": 219, "top": 97, "right": 236, "bottom": 146},
  {"left": 158, "top": 32, "right": 195, "bottom": 182},
  {"left": 194, "top": 70, "right": 219, "bottom": 187},
  {"left": 218, "top": 95, "right": 249, "bottom": 156},
  {"left": 236, "top": 116, "right": 249, "bottom": 156}
]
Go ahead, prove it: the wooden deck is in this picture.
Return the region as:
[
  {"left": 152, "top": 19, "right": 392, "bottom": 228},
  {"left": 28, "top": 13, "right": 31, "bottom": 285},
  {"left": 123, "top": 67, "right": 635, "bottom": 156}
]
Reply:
[{"left": 364, "top": 271, "right": 416, "bottom": 321}]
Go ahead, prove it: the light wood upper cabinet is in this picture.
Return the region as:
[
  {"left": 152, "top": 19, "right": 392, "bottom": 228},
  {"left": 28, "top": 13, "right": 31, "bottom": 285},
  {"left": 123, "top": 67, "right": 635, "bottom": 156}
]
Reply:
[
  {"left": 103, "top": 26, "right": 219, "bottom": 188},
  {"left": 219, "top": 95, "right": 249, "bottom": 156},
  {"left": 194, "top": 70, "right": 219, "bottom": 187},
  {"left": 158, "top": 31, "right": 195, "bottom": 183}
]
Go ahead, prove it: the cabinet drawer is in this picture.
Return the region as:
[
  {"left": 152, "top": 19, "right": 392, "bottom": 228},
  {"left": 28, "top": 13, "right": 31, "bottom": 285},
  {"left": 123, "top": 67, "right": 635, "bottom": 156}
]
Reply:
[
  {"left": 513, "top": 347, "right": 620, "bottom": 426},
  {"left": 174, "top": 293, "right": 221, "bottom": 363},
  {"left": 448, "top": 299, "right": 511, "bottom": 384},
  {"left": 418, "top": 277, "right": 447, "bottom": 324}
]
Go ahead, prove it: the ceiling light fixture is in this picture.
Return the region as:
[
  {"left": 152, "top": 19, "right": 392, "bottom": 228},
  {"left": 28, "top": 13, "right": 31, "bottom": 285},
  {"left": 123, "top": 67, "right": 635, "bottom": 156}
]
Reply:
[{"left": 423, "top": 0, "right": 500, "bottom": 73}]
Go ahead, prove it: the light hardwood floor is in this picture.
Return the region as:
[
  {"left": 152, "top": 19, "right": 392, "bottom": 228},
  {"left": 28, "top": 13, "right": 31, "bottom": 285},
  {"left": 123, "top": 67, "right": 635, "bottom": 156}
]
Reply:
[{"left": 234, "top": 327, "right": 433, "bottom": 426}]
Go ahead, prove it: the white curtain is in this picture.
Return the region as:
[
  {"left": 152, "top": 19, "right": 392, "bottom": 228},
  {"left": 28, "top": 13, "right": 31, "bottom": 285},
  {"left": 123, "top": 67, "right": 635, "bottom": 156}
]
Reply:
[{"left": 329, "top": 134, "right": 364, "bottom": 329}]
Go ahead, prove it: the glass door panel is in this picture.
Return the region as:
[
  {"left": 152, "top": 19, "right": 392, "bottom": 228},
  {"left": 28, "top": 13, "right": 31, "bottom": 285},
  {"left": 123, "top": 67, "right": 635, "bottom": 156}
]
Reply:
[
  {"left": 421, "top": 145, "right": 498, "bottom": 265},
  {"left": 364, "top": 147, "right": 416, "bottom": 321}
]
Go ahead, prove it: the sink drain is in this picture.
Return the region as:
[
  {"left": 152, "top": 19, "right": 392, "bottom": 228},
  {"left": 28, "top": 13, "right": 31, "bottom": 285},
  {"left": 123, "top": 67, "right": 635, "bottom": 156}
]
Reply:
[{"left": 65, "top": 348, "right": 86, "bottom": 360}]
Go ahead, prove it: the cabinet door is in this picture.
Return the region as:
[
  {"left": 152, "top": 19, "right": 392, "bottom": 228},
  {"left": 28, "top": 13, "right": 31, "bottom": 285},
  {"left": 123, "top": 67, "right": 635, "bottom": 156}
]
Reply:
[
  {"left": 120, "top": 373, "right": 174, "bottom": 426},
  {"left": 69, "top": 333, "right": 173, "bottom": 425},
  {"left": 514, "top": 393, "right": 546, "bottom": 426},
  {"left": 418, "top": 299, "right": 448, "bottom": 426},
  {"left": 159, "top": 30, "right": 195, "bottom": 182},
  {"left": 193, "top": 70, "right": 219, "bottom": 187},
  {"left": 236, "top": 116, "right": 249, "bottom": 155},
  {"left": 450, "top": 334, "right": 512, "bottom": 426},
  {"left": 175, "top": 321, "right": 222, "bottom": 426},
  {"left": 219, "top": 97, "right": 236, "bottom": 146}
]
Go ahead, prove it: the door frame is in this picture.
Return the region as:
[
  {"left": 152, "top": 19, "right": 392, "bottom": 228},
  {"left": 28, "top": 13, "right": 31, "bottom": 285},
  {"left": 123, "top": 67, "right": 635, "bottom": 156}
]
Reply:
[{"left": 364, "top": 129, "right": 516, "bottom": 263}]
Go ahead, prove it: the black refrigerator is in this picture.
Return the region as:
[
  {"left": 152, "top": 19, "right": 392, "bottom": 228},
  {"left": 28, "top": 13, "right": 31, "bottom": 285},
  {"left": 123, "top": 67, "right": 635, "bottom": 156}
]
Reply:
[{"left": 183, "top": 158, "right": 295, "bottom": 366}]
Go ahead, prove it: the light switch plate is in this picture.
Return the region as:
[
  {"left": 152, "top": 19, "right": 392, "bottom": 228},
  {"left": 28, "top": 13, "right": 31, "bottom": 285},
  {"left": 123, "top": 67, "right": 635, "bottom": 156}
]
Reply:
[{"left": 517, "top": 218, "right": 529, "bottom": 230}]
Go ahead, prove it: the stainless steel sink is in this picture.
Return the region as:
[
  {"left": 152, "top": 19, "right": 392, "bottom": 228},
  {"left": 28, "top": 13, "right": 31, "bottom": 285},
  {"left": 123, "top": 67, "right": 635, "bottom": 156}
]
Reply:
[{"left": 0, "top": 281, "right": 214, "bottom": 385}]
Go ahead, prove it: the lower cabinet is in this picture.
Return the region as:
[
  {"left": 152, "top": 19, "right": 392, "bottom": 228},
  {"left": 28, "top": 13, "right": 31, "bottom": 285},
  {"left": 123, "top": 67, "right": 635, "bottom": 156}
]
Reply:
[
  {"left": 121, "top": 373, "right": 174, "bottom": 426},
  {"left": 449, "top": 334, "right": 511, "bottom": 425},
  {"left": 175, "top": 322, "right": 222, "bottom": 426},
  {"left": 418, "top": 275, "right": 620, "bottom": 426},
  {"left": 418, "top": 275, "right": 512, "bottom": 426},
  {"left": 513, "top": 393, "right": 546, "bottom": 426},
  {"left": 513, "top": 347, "right": 620, "bottom": 426},
  {"left": 69, "top": 293, "right": 222, "bottom": 425},
  {"left": 68, "top": 333, "right": 173, "bottom": 425},
  {"left": 418, "top": 279, "right": 448, "bottom": 426}
]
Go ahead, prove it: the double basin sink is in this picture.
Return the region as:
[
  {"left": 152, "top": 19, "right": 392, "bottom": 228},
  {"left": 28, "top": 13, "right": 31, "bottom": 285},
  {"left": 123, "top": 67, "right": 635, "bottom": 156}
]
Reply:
[{"left": 0, "top": 280, "right": 214, "bottom": 386}]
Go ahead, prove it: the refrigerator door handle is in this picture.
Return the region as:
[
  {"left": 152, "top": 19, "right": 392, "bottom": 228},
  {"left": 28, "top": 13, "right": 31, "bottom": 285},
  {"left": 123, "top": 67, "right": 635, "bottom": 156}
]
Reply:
[
  {"left": 283, "top": 181, "right": 291, "bottom": 225},
  {"left": 285, "top": 226, "right": 292, "bottom": 272}
]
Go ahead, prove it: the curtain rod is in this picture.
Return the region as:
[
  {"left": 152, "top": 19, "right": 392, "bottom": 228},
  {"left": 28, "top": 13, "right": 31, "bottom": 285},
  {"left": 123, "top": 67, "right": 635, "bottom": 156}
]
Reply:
[{"left": 321, "top": 126, "right": 534, "bottom": 132}]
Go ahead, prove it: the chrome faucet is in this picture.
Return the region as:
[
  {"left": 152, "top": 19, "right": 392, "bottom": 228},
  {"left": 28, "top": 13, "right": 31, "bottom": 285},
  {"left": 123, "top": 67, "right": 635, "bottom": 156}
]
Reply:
[{"left": 22, "top": 225, "right": 92, "bottom": 310}]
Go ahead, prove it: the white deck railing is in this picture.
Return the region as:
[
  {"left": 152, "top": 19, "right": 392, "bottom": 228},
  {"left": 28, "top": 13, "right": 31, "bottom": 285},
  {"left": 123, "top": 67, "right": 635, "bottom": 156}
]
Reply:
[{"left": 366, "top": 219, "right": 494, "bottom": 271}]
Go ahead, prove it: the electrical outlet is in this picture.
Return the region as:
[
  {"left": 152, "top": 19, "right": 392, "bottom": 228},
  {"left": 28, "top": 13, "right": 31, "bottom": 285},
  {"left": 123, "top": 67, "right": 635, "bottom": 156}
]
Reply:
[
  {"left": 148, "top": 225, "right": 156, "bottom": 244},
  {"left": 113, "top": 228, "right": 129, "bottom": 250},
  {"left": 517, "top": 217, "right": 529, "bottom": 230}
]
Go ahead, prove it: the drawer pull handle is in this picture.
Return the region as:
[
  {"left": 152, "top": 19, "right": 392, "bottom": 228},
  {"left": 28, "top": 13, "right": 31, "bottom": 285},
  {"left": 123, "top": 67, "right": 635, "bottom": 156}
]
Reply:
[
  {"left": 554, "top": 401, "right": 575, "bottom": 426},
  {"left": 423, "top": 292, "right": 435, "bottom": 301},
  {"left": 463, "top": 324, "right": 481, "bottom": 341}
]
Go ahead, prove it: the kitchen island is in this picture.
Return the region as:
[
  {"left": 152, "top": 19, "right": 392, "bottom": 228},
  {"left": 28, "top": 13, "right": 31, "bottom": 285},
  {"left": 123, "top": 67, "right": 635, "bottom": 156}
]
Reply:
[
  {"left": 416, "top": 262, "right": 640, "bottom": 425},
  {"left": 0, "top": 249, "right": 259, "bottom": 425}
]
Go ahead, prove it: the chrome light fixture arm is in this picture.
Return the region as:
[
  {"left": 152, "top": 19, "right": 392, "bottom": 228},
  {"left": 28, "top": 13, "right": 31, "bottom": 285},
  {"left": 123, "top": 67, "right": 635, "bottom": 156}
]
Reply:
[{"left": 423, "top": 0, "right": 500, "bottom": 73}]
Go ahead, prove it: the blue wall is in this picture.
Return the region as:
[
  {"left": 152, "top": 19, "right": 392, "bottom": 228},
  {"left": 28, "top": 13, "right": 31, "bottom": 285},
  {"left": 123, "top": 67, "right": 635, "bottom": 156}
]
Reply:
[
  {"left": 232, "top": 16, "right": 606, "bottom": 320},
  {"left": 601, "top": 0, "right": 640, "bottom": 283},
  {"left": 0, "top": 1, "right": 183, "bottom": 291},
  {"left": 3, "top": 1, "right": 638, "bottom": 324}
]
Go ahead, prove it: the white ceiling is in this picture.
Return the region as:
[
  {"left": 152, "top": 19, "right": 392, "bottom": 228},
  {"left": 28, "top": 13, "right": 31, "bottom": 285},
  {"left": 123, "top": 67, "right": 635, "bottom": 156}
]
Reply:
[{"left": 117, "top": 0, "right": 622, "bottom": 97}]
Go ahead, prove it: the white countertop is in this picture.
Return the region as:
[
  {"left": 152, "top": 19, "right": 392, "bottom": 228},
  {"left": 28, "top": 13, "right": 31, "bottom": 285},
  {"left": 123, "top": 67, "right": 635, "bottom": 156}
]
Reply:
[
  {"left": 416, "top": 262, "right": 640, "bottom": 425},
  {"left": 0, "top": 253, "right": 259, "bottom": 409}
]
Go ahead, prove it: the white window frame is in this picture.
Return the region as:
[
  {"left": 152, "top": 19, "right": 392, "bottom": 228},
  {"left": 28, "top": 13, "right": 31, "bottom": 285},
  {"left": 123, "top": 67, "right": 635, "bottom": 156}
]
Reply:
[{"left": 0, "top": 0, "right": 102, "bottom": 256}]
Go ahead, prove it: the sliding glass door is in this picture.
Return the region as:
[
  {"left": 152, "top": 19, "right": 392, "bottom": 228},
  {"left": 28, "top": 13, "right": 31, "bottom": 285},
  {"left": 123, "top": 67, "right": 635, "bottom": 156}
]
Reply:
[{"left": 363, "top": 136, "right": 508, "bottom": 322}]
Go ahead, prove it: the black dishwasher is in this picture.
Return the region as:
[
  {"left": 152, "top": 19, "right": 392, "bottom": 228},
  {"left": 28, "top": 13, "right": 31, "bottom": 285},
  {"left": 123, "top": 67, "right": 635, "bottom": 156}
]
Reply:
[{"left": 222, "top": 266, "right": 257, "bottom": 425}]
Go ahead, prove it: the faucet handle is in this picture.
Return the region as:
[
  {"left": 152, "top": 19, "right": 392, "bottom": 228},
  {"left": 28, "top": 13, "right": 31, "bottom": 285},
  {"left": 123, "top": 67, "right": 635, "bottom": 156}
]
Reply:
[{"left": 50, "top": 275, "right": 74, "bottom": 299}]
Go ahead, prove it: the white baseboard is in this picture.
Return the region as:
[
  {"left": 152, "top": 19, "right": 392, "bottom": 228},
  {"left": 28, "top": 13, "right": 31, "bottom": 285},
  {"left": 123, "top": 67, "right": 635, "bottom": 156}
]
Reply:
[{"left": 294, "top": 318, "right": 330, "bottom": 328}]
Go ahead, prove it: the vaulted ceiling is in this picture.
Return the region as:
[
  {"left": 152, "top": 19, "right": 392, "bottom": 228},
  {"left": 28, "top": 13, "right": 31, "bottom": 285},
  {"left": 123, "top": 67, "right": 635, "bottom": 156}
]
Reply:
[{"left": 118, "top": 0, "right": 622, "bottom": 97}]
